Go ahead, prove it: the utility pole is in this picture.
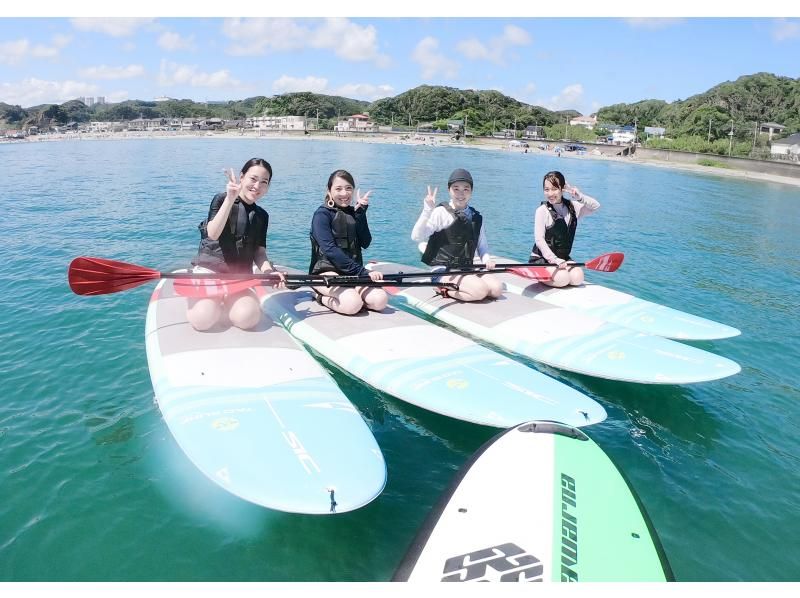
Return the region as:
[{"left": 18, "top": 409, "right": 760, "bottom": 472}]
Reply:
[
  {"left": 728, "top": 120, "right": 734, "bottom": 156},
  {"left": 708, "top": 119, "right": 712, "bottom": 143},
  {"left": 752, "top": 121, "right": 758, "bottom": 152}
]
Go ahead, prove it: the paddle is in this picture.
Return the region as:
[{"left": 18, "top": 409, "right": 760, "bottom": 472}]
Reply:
[
  {"left": 68, "top": 257, "right": 458, "bottom": 297},
  {"left": 363, "top": 252, "right": 624, "bottom": 283}
]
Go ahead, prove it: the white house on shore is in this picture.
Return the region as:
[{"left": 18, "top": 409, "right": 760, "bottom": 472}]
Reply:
[
  {"left": 249, "top": 115, "right": 313, "bottom": 131},
  {"left": 570, "top": 114, "right": 597, "bottom": 129},
  {"left": 770, "top": 132, "right": 800, "bottom": 158},
  {"left": 335, "top": 114, "right": 378, "bottom": 133}
]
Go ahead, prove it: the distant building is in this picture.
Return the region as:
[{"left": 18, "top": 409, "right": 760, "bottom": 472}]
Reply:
[
  {"left": 524, "top": 125, "right": 544, "bottom": 139},
  {"left": 760, "top": 122, "right": 786, "bottom": 141},
  {"left": 249, "top": 115, "right": 308, "bottom": 131},
  {"left": 597, "top": 123, "right": 623, "bottom": 133},
  {"left": 335, "top": 114, "right": 378, "bottom": 133},
  {"left": 154, "top": 96, "right": 175, "bottom": 103},
  {"left": 570, "top": 114, "right": 597, "bottom": 129},
  {"left": 644, "top": 126, "right": 666, "bottom": 139},
  {"left": 78, "top": 96, "right": 106, "bottom": 106},
  {"left": 770, "top": 132, "right": 800, "bottom": 158}
]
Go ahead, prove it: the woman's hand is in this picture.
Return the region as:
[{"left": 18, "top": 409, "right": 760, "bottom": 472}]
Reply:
[
  {"left": 261, "top": 263, "right": 287, "bottom": 287},
  {"left": 368, "top": 270, "right": 384, "bottom": 282},
  {"left": 566, "top": 183, "right": 583, "bottom": 201},
  {"left": 424, "top": 185, "right": 438, "bottom": 209},
  {"left": 484, "top": 258, "right": 496, "bottom": 270},
  {"left": 356, "top": 189, "right": 372, "bottom": 208},
  {"left": 225, "top": 168, "right": 241, "bottom": 202}
]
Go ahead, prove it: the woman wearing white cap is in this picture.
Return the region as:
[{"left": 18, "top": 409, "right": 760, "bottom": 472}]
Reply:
[{"left": 411, "top": 168, "right": 503, "bottom": 302}]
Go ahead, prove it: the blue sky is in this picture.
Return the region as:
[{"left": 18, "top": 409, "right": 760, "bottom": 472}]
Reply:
[{"left": 1, "top": 9, "right": 799, "bottom": 115}]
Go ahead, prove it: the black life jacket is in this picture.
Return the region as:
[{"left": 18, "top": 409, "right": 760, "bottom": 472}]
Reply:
[
  {"left": 529, "top": 199, "right": 577, "bottom": 263},
  {"left": 309, "top": 205, "right": 363, "bottom": 274},
  {"left": 421, "top": 203, "right": 483, "bottom": 268},
  {"left": 193, "top": 195, "right": 262, "bottom": 273}
]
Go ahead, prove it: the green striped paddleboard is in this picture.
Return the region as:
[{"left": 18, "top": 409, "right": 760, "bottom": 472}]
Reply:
[{"left": 393, "top": 421, "right": 674, "bottom": 582}]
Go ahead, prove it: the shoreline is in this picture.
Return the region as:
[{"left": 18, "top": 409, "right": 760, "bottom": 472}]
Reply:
[{"left": 5, "top": 129, "right": 800, "bottom": 189}]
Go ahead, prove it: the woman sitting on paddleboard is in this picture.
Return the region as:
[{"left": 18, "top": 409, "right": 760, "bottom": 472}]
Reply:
[
  {"left": 188, "top": 157, "right": 283, "bottom": 331},
  {"left": 529, "top": 170, "right": 600, "bottom": 287},
  {"left": 411, "top": 168, "right": 502, "bottom": 302},
  {"left": 308, "top": 169, "right": 388, "bottom": 315}
]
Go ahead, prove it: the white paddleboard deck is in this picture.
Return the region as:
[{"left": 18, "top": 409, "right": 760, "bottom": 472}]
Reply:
[
  {"left": 492, "top": 256, "right": 740, "bottom": 340},
  {"left": 368, "top": 261, "right": 740, "bottom": 384},
  {"left": 145, "top": 277, "right": 386, "bottom": 514},
  {"left": 394, "top": 421, "right": 674, "bottom": 582},
  {"left": 259, "top": 271, "right": 606, "bottom": 429}
]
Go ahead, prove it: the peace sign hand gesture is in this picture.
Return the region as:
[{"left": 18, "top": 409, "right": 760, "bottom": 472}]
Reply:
[
  {"left": 356, "top": 188, "right": 372, "bottom": 208},
  {"left": 424, "top": 185, "right": 438, "bottom": 209},
  {"left": 224, "top": 168, "right": 241, "bottom": 202}
]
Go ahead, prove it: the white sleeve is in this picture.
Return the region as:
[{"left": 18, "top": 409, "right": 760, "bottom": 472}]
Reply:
[
  {"left": 411, "top": 206, "right": 452, "bottom": 242},
  {"left": 573, "top": 193, "right": 600, "bottom": 218}
]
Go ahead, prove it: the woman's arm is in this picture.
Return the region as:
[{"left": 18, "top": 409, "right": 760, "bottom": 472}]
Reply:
[{"left": 354, "top": 206, "right": 372, "bottom": 249}]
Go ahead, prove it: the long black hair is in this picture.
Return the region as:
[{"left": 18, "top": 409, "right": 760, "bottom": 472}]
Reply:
[{"left": 241, "top": 157, "right": 273, "bottom": 181}]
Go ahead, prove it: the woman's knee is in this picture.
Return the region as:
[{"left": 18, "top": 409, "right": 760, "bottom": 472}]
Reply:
[
  {"left": 569, "top": 267, "right": 585, "bottom": 286},
  {"left": 227, "top": 292, "right": 262, "bottom": 329},
  {"left": 546, "top": 269, "right": 571, "bottom": 287},
  {"left": 187, "top": 298, "right": 223, "bottom": 331},
  {"left": 482, "top": 276, "right": 504, "bottom": 298},
  {"left": 454, "top": 276, "right": 488, "bottom": 301},
  {"left": 330, "top": 288, "right": 364, "bottom": 315},
  {"left": 362, "top": 288, "right": 388, "bottom": 311}
]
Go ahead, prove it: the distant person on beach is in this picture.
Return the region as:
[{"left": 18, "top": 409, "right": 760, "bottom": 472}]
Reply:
[
  {"left": 308, "top": 169, "right": 388, "bottom": 315},
  {"left": 411, "top": 168, "right": 503, "bottom": 302},
  {"left": 528, "top": 170, "right": 600, "bottom": 287},
  {"left": 188, "top": 157, "right": 283, "bottom": 330}
]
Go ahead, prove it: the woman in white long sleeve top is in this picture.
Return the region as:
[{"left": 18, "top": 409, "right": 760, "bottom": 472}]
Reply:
[
  {"left": 411, "top": 168, "right": 503, "bottom": 302},
  {"left": 529, "top": 170, "right": 600, "bottom": 287}
]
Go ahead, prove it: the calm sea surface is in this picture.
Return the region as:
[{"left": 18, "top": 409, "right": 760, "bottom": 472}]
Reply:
[{"left": 1, "top": 137, "right": 799, "bottom": 582}]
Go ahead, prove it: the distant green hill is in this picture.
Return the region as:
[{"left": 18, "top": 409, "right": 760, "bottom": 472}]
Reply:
[{"left": 3, "top": 73, "right": 798, "bottom": 150}]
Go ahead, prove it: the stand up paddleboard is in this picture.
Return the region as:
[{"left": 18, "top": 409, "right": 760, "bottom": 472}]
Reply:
[
  {"left": 259, "top": 269, "right": 606, "bottom": 429},
  {"left": 492, "top": 256, "right": 740, "bottom": 341},
  {"left": 367, "top": 261, "right": 740, "bottom": 384},
  {"left": 394, "top": 421, "right": 674, "bottom": 582},
  {"left": 145, "top": 276, "right": 386, "bottom": 514}
]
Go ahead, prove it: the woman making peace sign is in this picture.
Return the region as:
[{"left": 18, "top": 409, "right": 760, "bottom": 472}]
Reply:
[{"left": 188, "top": 157, "right": 283, "bottom": 330}]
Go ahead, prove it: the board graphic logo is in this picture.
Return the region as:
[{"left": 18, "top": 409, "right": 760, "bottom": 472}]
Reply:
[{"left": 441, "top": 542, "right": 543, "bottom": 582}]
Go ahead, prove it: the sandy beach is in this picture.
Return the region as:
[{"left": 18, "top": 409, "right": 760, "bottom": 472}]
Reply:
[{"left": 6, "top": 128, "right": 800, "bottom": 189}]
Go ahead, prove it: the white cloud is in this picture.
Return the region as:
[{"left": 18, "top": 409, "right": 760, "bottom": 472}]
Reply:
[
  {"left": 158, "top": 60, "right": 243, "bottom": 89},
  {"left": 106, "top": 91, "right": 130, "bottom": 103},
  {"left": 0, "top": 35, "right": 71, "bottom": 65},
  {"left": 456, "top": 24, "right": 532, "bottom": 65},
  {"left": 624, "top": 18, "right": 685, "bottom": 30},
  {"left": 158, "top": 31, "right": 196, "bottom": 51},
  {"left": 772, "top": 18, "right": 800, "bottom": 41},
  {"left": 70, "top": 18, "right": 156, "bottom": 37},
  {"left": 332, "top": 83, "right": 395, "bottom": 101},
  {"left": 270, "top": 76, "right": 394, "bottom": 101},
  {"left": 272, "top": 75, "right": 330, "bottom": 94},
  {"left": 412, "top": 37, "right": 459, "bottom": 80},
  {"left": 79, "top": 65, "right": 146, "bottom": 80},
  {"left": 0, "top": 77, "right": 98, "bottom": 106},
  {"left": 536, "top": 83, "right": 585, "bottom": 111},
  {"left": 221, "top": 17, "right": 390, "bottom": 66}
]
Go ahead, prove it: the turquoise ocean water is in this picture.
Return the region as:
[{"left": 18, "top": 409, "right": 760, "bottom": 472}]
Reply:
[{"left": 1, "top": 137, "right": 799, "bottom": 582}]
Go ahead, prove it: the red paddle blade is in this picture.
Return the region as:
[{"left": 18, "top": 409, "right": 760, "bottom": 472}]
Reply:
[
  {"left": 172, "top": 278, "right": 261, "bottom": 298},
  {"left": 68, "top": 257, "right": 161, "bottom": 296},
  {"left": 586, "top": 252, "right": 624, "bottom": 272},
  {"left": 507, "top": 266, "right": 552, "bottom": 281}
]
